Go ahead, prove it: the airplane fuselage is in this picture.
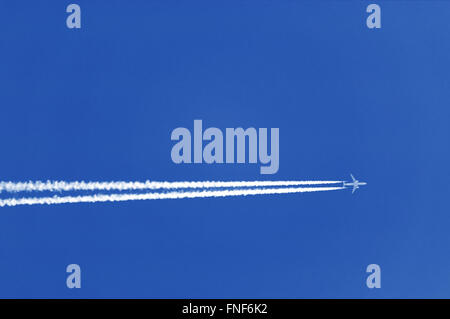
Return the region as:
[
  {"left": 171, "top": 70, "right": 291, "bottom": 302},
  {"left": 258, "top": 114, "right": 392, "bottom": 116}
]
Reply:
[{"left": 343, "top": 182, "right": 367, "bottom": 187}]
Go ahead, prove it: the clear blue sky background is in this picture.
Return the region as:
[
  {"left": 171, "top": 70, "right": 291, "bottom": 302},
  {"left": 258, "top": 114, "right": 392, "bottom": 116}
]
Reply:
[{"left": 0, "top": 1, "right": 449, "bottom": 298}]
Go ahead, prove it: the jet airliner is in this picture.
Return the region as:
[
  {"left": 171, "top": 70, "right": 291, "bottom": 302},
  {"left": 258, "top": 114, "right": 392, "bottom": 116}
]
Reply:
[{"left": 344, "top": 174, "right": 367, "bottom": 194}]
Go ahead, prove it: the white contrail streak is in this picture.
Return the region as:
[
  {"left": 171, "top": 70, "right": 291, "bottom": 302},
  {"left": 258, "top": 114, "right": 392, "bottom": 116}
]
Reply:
[
  {"left": 0, "top": 180, "right": 342, "bottom": 193},
  {"left": 0, "top": 186, "right": 344, "bottom": 207}
]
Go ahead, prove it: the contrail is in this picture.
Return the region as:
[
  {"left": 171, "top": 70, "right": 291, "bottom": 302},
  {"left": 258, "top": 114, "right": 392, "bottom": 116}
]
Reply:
[
  {"left": 0, "top": 186, "right": 344, "bottom": 207},
  {"left": 0, "top": 180, "right": 342, "bottom": 193}
]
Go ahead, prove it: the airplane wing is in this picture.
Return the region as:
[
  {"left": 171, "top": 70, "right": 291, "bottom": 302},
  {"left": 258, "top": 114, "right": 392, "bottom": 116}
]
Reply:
[
  {"left": 352, "top": 185, "right": 357, "bottom": 194},
  {"left": 350, "top": 174, "right": 356, "bottom": 182}
]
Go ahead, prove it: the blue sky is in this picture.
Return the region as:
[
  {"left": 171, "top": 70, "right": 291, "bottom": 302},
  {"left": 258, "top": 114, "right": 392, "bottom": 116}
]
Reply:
[{"left": 0, "top": 1, "right": 449, "bottom": 298}]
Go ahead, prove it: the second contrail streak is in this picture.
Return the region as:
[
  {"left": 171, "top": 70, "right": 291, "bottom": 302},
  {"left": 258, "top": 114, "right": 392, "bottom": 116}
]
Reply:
[{"left": 0, "top": 186, "right": 344, "bottom": 207}]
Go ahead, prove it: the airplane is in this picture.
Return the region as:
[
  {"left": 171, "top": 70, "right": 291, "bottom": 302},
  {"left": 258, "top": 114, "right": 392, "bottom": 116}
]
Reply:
[{"left": 343, "top": 174, "right": 367, "bottom": 194}]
